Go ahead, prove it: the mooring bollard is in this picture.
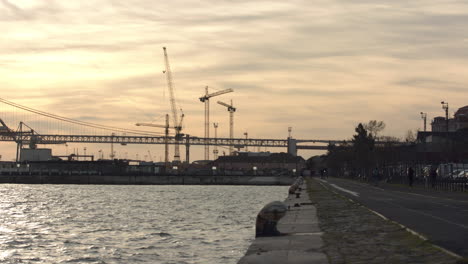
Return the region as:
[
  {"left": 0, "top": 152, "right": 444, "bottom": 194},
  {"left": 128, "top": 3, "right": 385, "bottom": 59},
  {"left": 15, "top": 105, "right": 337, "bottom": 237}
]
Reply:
[
  {"left": 255, "top": 201, "right": 288, "bottom": 237},
  {"left": 289, "top": 184, "right": 299, "bottom": 194}
]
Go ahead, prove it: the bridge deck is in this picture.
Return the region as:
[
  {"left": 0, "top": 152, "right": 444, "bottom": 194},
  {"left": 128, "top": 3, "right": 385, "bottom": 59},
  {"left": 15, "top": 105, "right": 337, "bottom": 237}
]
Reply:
[{"left": 0, "top": 133, "right": 339, "bottom": 148}]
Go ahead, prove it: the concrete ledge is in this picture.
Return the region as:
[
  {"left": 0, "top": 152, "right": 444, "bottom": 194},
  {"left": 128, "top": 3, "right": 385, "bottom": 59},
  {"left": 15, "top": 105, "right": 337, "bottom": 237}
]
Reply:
[
  {"left": 0, "top": 175, "right": 295, "bottom": 185},
  {"left": 238, "top": 181, "right": 328, "bottom": 264},
  {"left": 239, "top": 249, "right": 328, "bottom": 264}
]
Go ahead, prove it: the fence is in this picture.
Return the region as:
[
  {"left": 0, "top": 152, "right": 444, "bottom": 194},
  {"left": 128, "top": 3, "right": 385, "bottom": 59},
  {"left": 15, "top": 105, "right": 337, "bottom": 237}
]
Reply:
[{"left": 334, "top": 162, "right": 468, "bottom": 192}]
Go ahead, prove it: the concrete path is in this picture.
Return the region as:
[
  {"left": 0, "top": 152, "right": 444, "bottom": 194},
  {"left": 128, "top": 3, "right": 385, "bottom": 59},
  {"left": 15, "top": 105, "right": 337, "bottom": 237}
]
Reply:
[
  {"left": 238, "top": 183, "right": 328, "bottom": 264},
  {"left": 319, "top": 177, "right": 468, "bottom": 258},
  {"left": 309, "top": 177, "right": 462, "bottom": 264}
]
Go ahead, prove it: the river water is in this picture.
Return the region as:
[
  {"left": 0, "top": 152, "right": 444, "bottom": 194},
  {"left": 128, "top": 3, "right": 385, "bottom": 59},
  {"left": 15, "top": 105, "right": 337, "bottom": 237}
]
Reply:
[{"left": 0, "top": 184, "right": 288, "bottom": 264}]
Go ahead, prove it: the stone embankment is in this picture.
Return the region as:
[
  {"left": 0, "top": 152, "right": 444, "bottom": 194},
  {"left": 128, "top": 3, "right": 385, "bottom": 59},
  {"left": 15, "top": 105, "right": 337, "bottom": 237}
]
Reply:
[
  {"left": 238, "top": 177, "right": 328, "bottom": 264},
  {"left": 0, "top": 175, "right": 294, "bottom": 185}
]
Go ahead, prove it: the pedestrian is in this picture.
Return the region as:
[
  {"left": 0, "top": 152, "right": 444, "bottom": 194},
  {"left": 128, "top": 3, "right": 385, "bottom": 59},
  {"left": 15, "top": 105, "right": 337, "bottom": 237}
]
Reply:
[
  {"left": 408, "top": 167, "right": 414, "bottom": 187},
  {"left": 430, "top": 166, "right": 438, "bottom": 189}
]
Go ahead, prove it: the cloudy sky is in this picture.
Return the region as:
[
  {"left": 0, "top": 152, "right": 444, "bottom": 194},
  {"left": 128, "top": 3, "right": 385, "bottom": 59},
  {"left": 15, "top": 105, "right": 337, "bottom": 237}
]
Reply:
[{"left": 1, "top": 0, "right": 468, "bottom": 161}]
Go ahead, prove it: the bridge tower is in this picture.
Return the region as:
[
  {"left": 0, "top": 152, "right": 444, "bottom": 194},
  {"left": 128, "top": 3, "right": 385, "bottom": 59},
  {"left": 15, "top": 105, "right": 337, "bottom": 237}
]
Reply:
[{"left": 287, "top": 138, "right": 297, "bottom": 156}]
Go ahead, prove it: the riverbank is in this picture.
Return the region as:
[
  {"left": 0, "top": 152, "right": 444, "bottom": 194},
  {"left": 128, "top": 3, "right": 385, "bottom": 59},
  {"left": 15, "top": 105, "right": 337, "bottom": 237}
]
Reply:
[
  {"left": 0, "top": 174, "right": 295, "bottom": 185},
  {"left": 238, "top": 178, "right": 328, "bottom": 263}
]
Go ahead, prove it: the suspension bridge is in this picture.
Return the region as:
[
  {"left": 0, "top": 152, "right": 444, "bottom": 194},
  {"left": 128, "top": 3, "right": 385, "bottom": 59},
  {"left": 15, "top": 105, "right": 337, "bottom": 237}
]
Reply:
[{"left": 0, "top": 97, "right": 343, "bottom": 162}]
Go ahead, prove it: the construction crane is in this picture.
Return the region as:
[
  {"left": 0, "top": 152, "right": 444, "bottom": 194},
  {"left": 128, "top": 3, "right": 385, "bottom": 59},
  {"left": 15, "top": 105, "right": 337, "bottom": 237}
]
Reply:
[
  {"left": 199, "top": 86, "right": 233, "bottom": 160},
  {"left": 217, "top": 100, "right": 236, "bottom": 155},
  {"left": 162, "top": 47, "right": 183, "bottom": 163},
  {"left": 136, "top": 114, "right": 170, "bottom": 166}
]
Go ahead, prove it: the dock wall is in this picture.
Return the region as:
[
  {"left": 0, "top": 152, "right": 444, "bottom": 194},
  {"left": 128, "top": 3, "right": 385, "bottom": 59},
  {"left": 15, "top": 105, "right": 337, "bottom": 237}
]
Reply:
[{"left": 0, "top": 175, "right": 295, "bottom": 185}]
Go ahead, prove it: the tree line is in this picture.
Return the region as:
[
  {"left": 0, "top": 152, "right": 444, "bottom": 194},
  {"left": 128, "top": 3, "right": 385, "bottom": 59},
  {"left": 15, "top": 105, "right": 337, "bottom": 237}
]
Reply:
[{"left": 308, "top": 120, "right": 468, "bottom": 178}]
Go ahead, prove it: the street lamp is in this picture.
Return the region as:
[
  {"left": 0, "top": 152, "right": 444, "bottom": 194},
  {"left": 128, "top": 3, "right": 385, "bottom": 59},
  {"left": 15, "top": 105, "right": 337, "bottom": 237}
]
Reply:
[
  {"left": 441, "top": 101, "right": 451, "bottom": 161},
  {"left": 244, "top": 132, "right": 248, "bottom": 152},
  {"left": 420, "top": 112, "right": 427, "bottom": 132}
]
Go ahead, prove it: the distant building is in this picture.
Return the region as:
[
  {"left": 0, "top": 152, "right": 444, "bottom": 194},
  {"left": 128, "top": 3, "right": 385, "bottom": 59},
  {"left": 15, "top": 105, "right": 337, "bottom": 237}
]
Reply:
[
  {"left": 20, "top": 148, "right": 52, "bottom": 162},
  {"left": 213, "top": 152, "right": 305, "bottom": 174},
  {"left": 417, "top": 104, "right": 468, "bottom": 162},
  {"left": 431, "top": 105, "right": 468, "bottom": 132}
]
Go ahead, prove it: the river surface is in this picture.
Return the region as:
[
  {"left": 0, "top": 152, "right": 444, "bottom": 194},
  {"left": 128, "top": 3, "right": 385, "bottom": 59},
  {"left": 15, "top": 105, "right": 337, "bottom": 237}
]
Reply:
[{"left": 0, "top": 184, "right": 288, "bottom": 264}]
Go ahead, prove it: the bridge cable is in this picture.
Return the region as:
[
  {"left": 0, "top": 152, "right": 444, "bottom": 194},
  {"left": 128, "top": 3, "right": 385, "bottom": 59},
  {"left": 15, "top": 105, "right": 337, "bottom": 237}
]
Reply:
[{"left": 0, "top": 97, "right": 167, "bottom": 136}]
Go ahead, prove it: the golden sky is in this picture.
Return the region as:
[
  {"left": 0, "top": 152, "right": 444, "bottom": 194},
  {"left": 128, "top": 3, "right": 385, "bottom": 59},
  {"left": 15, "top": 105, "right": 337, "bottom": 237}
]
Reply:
[{"left": 1, "top": 0, "right": 468, "bottom": 161}]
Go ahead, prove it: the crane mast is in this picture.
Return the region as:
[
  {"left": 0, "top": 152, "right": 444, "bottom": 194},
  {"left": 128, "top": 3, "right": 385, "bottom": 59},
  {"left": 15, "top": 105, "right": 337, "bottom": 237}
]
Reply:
[
  {"left": 199, "top": 87, "right": 233, "bottom": 160},
  {"left": 163, "top": 47, "right": 181, "bottom": 162},
  {"left": 217, "top": 100, "right": 236, "bottom": 155},
  {"left": 135, "top": 114, "right": 170, "bottom": 167}
]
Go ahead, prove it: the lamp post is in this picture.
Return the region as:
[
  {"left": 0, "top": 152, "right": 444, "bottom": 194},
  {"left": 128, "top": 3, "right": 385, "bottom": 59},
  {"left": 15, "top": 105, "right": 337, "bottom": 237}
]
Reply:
[
  {"left": 420, "top": 112, "right": 427, "bottom": 132},
  {"left": 244, "top": 132, "right": 248, "bottom": 152},
  {"left": 441, "top": 101, "right": 450, "bottom": 161}
]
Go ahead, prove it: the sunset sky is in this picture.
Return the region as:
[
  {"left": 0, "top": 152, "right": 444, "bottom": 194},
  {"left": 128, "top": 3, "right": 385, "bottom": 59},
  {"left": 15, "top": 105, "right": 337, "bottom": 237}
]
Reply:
[{"left": 1, "top": 0, "right": 468, "bottom": 161}]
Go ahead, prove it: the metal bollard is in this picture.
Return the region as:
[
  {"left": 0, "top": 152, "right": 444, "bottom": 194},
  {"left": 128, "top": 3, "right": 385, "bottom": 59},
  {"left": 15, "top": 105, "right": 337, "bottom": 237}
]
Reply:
[{"left": 255, "top": 201, "right": 287, "bottom": 237}]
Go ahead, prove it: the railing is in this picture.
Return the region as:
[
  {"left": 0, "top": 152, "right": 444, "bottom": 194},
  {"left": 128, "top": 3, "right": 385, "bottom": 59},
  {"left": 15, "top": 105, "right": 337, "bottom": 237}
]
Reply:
[{"left": 332, "top": 163, "right": 468, "bottom": 193}]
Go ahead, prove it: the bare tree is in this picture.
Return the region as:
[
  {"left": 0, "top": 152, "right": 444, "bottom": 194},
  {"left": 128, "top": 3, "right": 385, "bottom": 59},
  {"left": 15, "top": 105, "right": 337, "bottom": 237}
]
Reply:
[
  {"left": 364, "top": 120, "right": 386, "bottom": 138},
  {"left": 404, "top": 129, "right": 418, "bottom": 143}
]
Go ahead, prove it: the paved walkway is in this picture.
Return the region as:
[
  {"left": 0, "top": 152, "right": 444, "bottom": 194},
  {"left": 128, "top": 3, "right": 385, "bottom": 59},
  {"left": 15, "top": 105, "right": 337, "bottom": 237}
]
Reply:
[
  {"left": 320, "top": 177, "right": 468, "bottom": 257},
  {"left": 238, "top": 182, "right": 328, "bottom": 264},
  {"left": 308, "top": 177, "right": 465, "bottom": 264}
]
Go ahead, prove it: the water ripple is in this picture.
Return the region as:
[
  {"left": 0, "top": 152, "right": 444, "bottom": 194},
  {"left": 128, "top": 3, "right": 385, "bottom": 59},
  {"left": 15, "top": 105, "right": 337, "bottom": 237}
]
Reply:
[{"left": 0, "top": 184, "right": 287, "bottom": 263}]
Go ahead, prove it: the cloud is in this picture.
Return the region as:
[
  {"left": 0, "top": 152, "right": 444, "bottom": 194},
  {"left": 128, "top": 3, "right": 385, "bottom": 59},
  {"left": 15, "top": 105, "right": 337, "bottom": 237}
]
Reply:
[
  {"left": 394, "top": 78, "right": 467, "bottom": 93},
  {"left": 0, "top": 0, "right": 61, "bottom": 21}
]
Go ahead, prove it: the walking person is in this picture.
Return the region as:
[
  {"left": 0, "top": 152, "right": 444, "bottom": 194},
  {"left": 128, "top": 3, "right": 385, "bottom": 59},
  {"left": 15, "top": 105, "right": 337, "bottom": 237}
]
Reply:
[{"left": 408, "top": 167, "right": 414, "bottom": 187}]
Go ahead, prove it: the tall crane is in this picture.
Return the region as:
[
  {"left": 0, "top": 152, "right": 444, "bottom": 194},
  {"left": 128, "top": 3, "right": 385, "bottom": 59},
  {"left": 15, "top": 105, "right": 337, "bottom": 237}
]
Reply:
[
  {"left": 199, "top": 86, "right": 233, "bottom": 160},
  {"left": 217, "top": 100, "right": 236, "bottom": 155},
  {"left": 163, "top": 47, "right": 183, "bottom": 163},
  {"left": 136, "top": 112, "right": 184, "bottom": 165},
  {"left": 136, "top": 114, "right": 170, "bottom": 167}
]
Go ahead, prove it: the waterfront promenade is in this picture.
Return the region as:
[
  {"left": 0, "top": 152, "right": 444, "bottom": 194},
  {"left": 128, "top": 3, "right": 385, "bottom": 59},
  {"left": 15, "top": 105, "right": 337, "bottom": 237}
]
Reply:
[
  {"left": 239, "top": 177, "right": 465, "bottom": 263},
  {"left": 238, "top": 180, "right": 328, "bottom": 264}
]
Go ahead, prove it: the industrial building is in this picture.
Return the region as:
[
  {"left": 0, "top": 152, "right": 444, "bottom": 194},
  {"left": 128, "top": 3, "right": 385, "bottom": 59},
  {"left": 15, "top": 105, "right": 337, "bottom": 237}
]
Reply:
[{"left": 212, "top": 152, "right": 305, "bottom": 176}]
